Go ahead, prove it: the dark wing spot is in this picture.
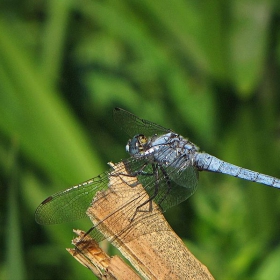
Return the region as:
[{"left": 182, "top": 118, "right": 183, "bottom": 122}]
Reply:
[{"left": 41, "top": 196, "right": 53, "bottom": 205}]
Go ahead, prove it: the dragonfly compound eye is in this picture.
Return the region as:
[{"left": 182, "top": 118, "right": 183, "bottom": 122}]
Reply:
[
  {"left": 126, "top": 134, "right": 148, "bottom": 155},
  {"left": 138, "top": 134, "right": 148, "bottom": 146}
]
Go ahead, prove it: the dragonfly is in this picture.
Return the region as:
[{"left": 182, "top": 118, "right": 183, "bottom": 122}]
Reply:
[{"left": 35, "top": 108, "right": 280, "bottom": 241}]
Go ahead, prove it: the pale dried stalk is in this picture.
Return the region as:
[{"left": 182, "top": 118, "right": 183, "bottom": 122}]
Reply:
[
  {"left": 69, "top": 161, "right": 214, "bottom": 280},
  {"left": 68, "top": 229, "right": 141, "bottom": 279}
]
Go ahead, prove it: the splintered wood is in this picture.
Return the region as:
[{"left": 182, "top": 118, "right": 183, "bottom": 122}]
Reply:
[
  {"left": 68, "top": 229, "right": 140, "bottom": 280},
  {"left": 69, "top": 161, "right": 214, "bottom": 280}
]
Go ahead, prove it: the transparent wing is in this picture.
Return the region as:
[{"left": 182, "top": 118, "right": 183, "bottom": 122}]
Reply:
[
  {"left": 159, "top": 165, "right": 198, "bottom": 210},
  {"left": 35, "top": 155, "right": 198, "bottom": 242},
  {"left": 35, "top": 172, "right": 111, "bottom": 225},
  {"left": 89, "top": 157, "right": 198, "bottom": 243},
  {"left": 113, "top": 107, "right": 170, "bottom": 137},
  {"left": 35, "top": 157, "right": 159, "bottom": 225},
  {"left": 124, "top": 155, "right": 198, "bottom": 212}
]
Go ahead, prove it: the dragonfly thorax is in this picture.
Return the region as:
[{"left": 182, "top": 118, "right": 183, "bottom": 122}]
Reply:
[{"left": 127, "top": 132, "right": 199, "bottom": 167}]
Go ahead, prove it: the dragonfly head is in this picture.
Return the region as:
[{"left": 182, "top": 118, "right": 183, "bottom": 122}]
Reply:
[{"left": 126, "top": 134, "right": 148, "bottom": 156}]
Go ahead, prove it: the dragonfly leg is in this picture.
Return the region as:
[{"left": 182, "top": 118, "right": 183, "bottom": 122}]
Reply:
[
  {"left": 130, "top": 164, "right": 160, "bottom": 221},
  {"left": 120, "top": 162, "right": 154, "bottom": 176},
  {"left": 114, "top": 162, "right": 154, "bottom": 187}
]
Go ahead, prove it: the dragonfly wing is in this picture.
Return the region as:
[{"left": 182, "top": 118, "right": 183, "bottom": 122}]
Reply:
[
  {"left": 167, "top": 164, "right": 198, "bottom": 191},
  {"left": 155, "top": 164, "right": 198, "bottom": 211},
  {"left": 35, "top": 172, "right": 110, "bottom": 225},
  {"left": 35, "top": 157, "right": 153, "bottom": 225},
  {"left": 166, "top": 164, "right": 198, "bottom": 202},
  {"left": 113, "top": 107, "right": 170, "bottom": 137},
  {"left": 124, "top": 157, "right": 198, "bottom": 212}
]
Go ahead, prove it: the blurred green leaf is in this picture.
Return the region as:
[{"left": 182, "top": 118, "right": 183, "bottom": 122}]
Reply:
[
  {"left": 6, "top": 141, "right": 26, "bottom": 280},
  {"left": 0, "top": 18, "right": 101, "bottom": 184},
  {"left": 230, "top": 0, "right": 272, "bottom": 97}
]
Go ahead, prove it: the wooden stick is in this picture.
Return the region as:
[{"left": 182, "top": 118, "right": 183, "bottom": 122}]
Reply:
[
  {"left": 69, "top": 161, "right": 214, "bottom": 279},
  {"left": 67, "top": 229, "right": 141, "bottom": 279}
]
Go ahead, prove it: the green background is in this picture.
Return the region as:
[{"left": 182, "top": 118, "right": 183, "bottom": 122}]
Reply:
[{"left": 1, "top": 1, "right": 280, "bottom": 279}]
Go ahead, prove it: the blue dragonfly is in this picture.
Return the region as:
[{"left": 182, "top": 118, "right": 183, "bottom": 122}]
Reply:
[{"left": 35, "top": 108, "right": 280, "bottom": 240}]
